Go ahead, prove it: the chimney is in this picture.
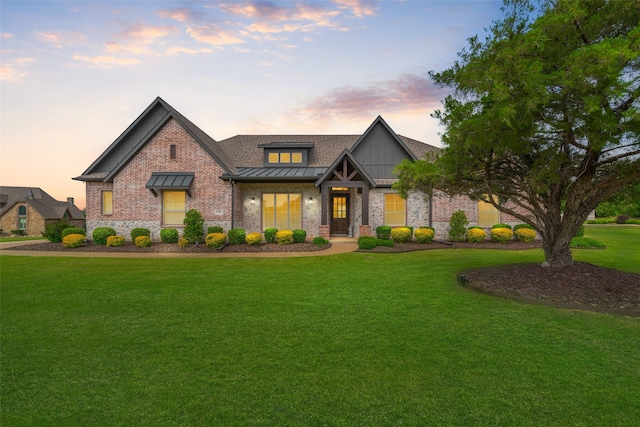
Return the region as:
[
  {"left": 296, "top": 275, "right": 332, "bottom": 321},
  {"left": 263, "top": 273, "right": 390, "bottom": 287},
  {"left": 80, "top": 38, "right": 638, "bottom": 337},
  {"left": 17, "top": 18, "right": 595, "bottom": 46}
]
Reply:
[{"left": 67, "top": 197, "right": 74, "bottom": 205}]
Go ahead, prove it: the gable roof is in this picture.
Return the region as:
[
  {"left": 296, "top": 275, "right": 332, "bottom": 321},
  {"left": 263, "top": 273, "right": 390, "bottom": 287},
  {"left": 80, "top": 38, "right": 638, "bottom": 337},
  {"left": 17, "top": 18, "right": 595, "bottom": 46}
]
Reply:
[
  {"left": 74, "top": 97, "right": 235, "bottom": 182},
  {"left": 0, "top": 186, "right": 84, "bottom": 220},
  {"left": 315, "top": 149, "right": 377, "bottom": 188},
  {"left": 349, "top": 115, "right": 418, "bottom": 161}
]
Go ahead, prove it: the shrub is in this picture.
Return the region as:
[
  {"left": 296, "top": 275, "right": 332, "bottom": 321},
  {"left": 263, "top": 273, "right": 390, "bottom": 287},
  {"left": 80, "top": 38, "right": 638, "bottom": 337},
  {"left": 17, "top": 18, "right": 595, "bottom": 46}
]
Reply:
[
  {"left": 586, "top": 218, "right": 615, "bottom": 224},
  {"left": 275, "top": 230, "right": 293, "bottom": 244},
  {"left": 448, "top": 210, "right": 468, "bottom": 241},
  {"left": 293, "top": 229, "right": 307, "bottom": 243},
  {"left": 228, "top": 228, "right": 246, "bottom": 245},
  {"left": 135, "top": 236, "right": 151, "bottom": 247},
  {"left": 106, "top": 235, "right": 125, "bottom": 247},
  {"left": 61, "top": 227, "right": 86, "bottom": 238},
  {"left": 391, "top": 227, "right": 412, "bottom": 243},
  {"left": 313, "top": 236, "right": 328, "bottom": 246},
  {"left": 376, "top": 226, "right": 392, "bottom": 240},
  {"left": 571, "top": 237, "right": 605, "bottom": 249},
  {"left": 513, "top": 223, "right": 535, "bottom": 231},
  {"left": 245, "top": 232, "right": 263, "bottom": 246},
  {"left": 43, "top": 221, "right": 70, "bottom": 242},
  {"left": 264, "top": 227, "right": 278, "bottom": 243},
  {"left": 208, "top": 226, "right": 224, "bottom": 235},
  {"left": 574, "top": 225, "right": 585, "bottom": 237},
  {"left": 414, "top": 227, "right": 434, "bottom": 243},
  {"left": 92, "top": 227, "right": 116, "bottom": 245},
  {"left": 467, "top": 227, "right": 487, "bottom": 243},
  {"left": 11, "top": 229, "right": 25, "bottom": 236},
  {"left": 491, "top": 223, "right": 512, "bottom": 230},
  {"left": 62, "top": 233, "right": 85, "bottom": 248},
  {"left": 178, "top": 237, "right": 189, "bottom": 248},
  {"left": 130, "top": 228, "right": 150, "bottom": 242},
  {"left": 490, "top": 227, "right": 513, "bottom": 243},
  {"left": 616, "top": 214, "right": 630, "bottom": 224},
  {"left": 183, "top": 209, "right": 204, "bottom": 243},
  {"left": 160, "top": 228, "right": 179, "bottom": 243},
  {"left": 358, "top": 236, "right": 394, "bottom": 250},
  {"left": 205, "top": 233, "right": 227, "bottom": 248},
  {"left": 515, "top": 228, "right": 537, "bottom": 243}
]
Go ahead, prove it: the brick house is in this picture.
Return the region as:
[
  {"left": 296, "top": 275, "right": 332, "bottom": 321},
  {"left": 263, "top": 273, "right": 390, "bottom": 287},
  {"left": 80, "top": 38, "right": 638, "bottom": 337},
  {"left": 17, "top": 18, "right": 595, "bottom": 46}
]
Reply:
[
  {"left": 0, "top": 186, "right": 85, "bottom": 236},
  {"left": 74, "top": 97, "right": 524, "bottom": 241}
]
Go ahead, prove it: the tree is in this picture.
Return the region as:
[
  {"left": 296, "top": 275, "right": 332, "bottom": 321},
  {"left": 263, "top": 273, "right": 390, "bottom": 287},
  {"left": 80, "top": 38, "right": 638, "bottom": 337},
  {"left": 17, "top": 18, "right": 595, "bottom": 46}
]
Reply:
[
  {"left": 394, "top": 0, "right": 640, "bottom": 267},
  {"left": 183, "top": 209, "right": 204, "bottom": 243}
]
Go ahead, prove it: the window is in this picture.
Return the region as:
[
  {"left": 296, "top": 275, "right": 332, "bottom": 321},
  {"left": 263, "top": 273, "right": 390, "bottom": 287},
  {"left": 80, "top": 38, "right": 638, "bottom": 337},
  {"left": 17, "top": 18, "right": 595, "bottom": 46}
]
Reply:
[
  {"left": 268, "top": 153, "right": 279, "bottom": 163},
  {"left": 18, "top": 205, "right": 26, "bottom": 230},
  {"left": 478, "top": 198, "right": 500, "bottom": 227},
  {"left": 170, "top": 144, "right": 177, "bottom": 159},
  {"left": 280, "top": 152, "right": 291, "bottom": 163},
  {"left": 292, "top": 152, "right": 302, "bottom": 163},
  {"left": 262, "top": 193, "right": 301, "bottom": 229},
  {"left": 163, "top": 190, "right": 186, "bottom": 225},
  {"left": 384, "top": 194, "right": 406, "bottom": 226},
  {"left": 102, "top": 191, "right": 113, "bottom": 215},
  {"left": 267, "top": 151, "right": 304, "bottom": 164}
]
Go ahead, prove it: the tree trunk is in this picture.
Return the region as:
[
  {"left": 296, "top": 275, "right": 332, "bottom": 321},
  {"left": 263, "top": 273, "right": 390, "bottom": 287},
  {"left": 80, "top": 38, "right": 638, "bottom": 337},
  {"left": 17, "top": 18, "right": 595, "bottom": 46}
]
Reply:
[{"left": 542, "top": 235, "right": 574, "bottom": 267}]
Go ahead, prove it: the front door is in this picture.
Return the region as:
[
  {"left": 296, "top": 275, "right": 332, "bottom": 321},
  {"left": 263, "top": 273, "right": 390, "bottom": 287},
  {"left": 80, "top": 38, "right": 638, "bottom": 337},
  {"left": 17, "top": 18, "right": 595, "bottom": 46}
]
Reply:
[{"left": 331, "top": 195, "right": 349, "bottom": 235}]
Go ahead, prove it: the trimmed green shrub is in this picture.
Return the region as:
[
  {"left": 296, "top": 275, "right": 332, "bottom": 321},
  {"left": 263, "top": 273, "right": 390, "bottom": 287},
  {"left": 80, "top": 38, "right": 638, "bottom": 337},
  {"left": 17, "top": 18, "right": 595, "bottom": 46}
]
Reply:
[
  {"left": 467, "top": 227, "right": 487, "bottom": 243},
  {"left": 358, "top": 236, "right": 394, "bottom": 250},
  {"left": 414, "top": 227, "right": 434, "bottom": 243},
  {"left": 491, "top": 223, "right": 512, "bottom": 230},
  {"left": 183, "top": 209, "right": 204, "bottom": 243},
  {"left": 228, "top": 228, "right": 246, "bottom": 245},
  {"left": 208, "top": 226, "right": 223, "bottom": 234},
  {"left": 586, "top": 218, "right": 615, "bottom": 224},
  {"left": 206, "top": 233, "right": 227, "bottom": 248},
  {"left": 160, "top": 228, "right": 179, "bottom": 243},
  {"left": 92, "top": 227, "right": 116, "bottom": 245},
  {"left": 135, "top": 236, "right": 151, "bottom": 247},
  {"left": 391, "top": 227, "right": 412, "bottom": 243},
  {"left": 616, "top": 214, "right": 630, "bottom": 224},
  {"left": 264, "top": 227, "right": 278, "bottom": 243},
  {"left": 571, "top": 237, "right": 605, "bottom": 249},
  {"left": 313, "top": 236, "right": 328, "bottom": 246},
  {"left": 106, "top": 235, "right": 125, "bottom": 247},
  {"left": 178, "top": 237, "right": 189, "bottom": 248},
  {"left": 62, "top": 233, "right": 85, "bottom": 248},
  {"left": 515, "top": 228, "right": 537, "bottom": 243},
  {"left": 246, "top": 232, "right": 262, "bottom": 245},
  {"left": 130, "top": 228, "right": 150, "bottom": 242},
  {"left": 293, "top": 229, "right": 307, "bottom": 243},
  {"left": 61, "top": 227, "right": 86, "bottom": 238},
  {"left": 574, "top": 225, "right": 585, "bottom": 237},
  {"left": 490, "top": 227, "right": 513, "bottom": 243},
  {"left": 43, "top": 222, "right": 70, "bottom": 242},
  {"left": 448, "top": 210, "right": 468, "bottom": 242},
  {"left": 376, "top": 226, "right": 392, "bottom": 240},
  {"left": 11, "top": 230, "right": 25, "bottom": 236},
  {"left": 513, "top": 223, "right": 535, "bottom": 231},
  {"left": 275, "top": 230, "right": 293, "bottom": 244}
]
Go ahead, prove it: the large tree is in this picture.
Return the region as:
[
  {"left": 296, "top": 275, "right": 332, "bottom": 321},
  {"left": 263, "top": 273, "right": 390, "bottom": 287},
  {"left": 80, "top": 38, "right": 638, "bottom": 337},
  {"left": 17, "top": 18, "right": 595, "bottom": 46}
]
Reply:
[{"left": 394, "top": 0, "right": 640, "bottom": 267}]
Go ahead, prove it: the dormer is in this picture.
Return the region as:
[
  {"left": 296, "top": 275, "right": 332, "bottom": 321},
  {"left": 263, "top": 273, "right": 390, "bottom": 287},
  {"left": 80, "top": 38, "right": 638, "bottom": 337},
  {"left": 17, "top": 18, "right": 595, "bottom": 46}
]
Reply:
[{"left": 258, "top": 142, "right": 314, "bottom": 167}]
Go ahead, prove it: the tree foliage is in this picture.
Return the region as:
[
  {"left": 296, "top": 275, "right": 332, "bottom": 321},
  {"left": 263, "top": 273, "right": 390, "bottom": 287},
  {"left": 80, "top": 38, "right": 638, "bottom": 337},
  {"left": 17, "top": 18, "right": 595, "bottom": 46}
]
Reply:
[{"left": 394, "top": 0, "right": 640, "bottom": 266}]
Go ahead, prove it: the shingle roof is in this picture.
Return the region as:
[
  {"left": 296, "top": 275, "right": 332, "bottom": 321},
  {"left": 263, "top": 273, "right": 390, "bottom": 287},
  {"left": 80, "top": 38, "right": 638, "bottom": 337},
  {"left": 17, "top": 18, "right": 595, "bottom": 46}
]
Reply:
[{"left": 0, "top": 186, "right": 84, "bottom": 220}]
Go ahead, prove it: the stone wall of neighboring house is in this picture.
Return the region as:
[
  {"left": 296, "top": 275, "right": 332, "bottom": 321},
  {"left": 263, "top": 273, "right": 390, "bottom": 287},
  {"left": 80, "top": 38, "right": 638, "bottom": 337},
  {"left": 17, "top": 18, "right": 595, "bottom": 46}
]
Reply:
[
  {"left": 85, "top": 119, "right": 233, "bottom": 240},
  {"left": 239, "top": 182, "right": 321, "bottom": 237},
  {"left": 0, "top": 204, "right": 45, "bottom": 236}
]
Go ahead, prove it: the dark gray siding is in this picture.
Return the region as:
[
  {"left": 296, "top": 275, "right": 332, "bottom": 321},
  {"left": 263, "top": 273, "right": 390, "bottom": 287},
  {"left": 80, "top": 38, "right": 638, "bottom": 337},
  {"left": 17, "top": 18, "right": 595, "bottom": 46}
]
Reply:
[{"left": 351, "top": 122, "right": 412, "bottom": 179}]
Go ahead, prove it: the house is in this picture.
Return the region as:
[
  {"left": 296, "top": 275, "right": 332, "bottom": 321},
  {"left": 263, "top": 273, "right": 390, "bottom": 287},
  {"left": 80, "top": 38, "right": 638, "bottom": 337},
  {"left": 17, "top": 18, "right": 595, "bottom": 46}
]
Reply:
[
  {"left": 0, "top": 186, "right": 85, "bottom": 236},
  {"left": 74, "top": 97, "right": 523, "bottom": 241}
]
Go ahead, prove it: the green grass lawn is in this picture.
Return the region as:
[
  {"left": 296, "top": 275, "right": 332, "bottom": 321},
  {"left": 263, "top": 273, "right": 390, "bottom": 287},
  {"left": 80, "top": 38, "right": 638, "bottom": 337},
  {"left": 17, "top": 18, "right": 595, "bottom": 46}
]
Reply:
[
  {"left": 1, "top": 226, "right": 639, "bottom": 426},
  {"left": 0, "top": 236, "right": 46, "bottom": 243}
]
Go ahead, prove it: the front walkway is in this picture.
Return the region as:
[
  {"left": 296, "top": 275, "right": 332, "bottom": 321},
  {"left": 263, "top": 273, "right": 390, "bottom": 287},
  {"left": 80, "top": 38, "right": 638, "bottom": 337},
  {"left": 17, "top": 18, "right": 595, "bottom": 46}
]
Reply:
[{"left": 0, "top": 238, "right": 359, "bottom": 258}]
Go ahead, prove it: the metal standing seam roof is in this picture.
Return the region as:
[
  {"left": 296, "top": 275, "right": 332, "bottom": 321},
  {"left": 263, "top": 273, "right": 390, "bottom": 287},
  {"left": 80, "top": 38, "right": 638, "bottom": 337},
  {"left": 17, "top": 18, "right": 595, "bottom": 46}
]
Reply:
[
  {"left": 145, "top": 172, "right": 195, "bottom": 189},
  {"left": 226, "top": 167, "right": 328, "bottom": 180}
]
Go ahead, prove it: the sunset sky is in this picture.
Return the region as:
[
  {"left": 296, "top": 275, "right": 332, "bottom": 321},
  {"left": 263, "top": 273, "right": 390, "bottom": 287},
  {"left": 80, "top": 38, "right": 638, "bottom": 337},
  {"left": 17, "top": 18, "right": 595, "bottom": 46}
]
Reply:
[{"left": 1, "top": 0, "right": 504, "bottom": 209}]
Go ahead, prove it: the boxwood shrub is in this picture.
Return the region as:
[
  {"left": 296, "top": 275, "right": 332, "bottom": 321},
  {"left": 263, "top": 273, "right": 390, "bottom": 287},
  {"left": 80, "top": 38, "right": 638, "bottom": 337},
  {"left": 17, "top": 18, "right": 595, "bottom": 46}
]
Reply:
[
  {"left": 131, "top": 228, "right": 150, "bottom": 242},
  {"left": 275, "top": 230, "right": 293, "bottom": 244},
  {"left": 376, "top": 226, "right": 392, "bottom": 240},
  {"left": 62, "top": 233, "right": 85, "bottom": 248},
  {"left": 205, "top": 233, "right": 227, "bottom": 248},
  {"left": 414, "top": 227, "right": 434, "bottom": 243},
  {"left": 491, "top": 223, "right": 512, "bottom": 230},
  {"left": 160, "top": 228, "right": 179, "bottom": 243},
  {"left": 135, "top": 236, "right": 151, "bottom": 247},
  {"left": 61, "top": 227, "right": 86, "bottom": 238},
  {"left": 313, "top": 236, "right": 328, "bottom": 246},
  {"left": 106, "top": 235, "right": 125, "bottom": 247},
  {"left": 513, "top": 223, "right": 534, "bottom": 231},
  {"left": 358, "top": 236, "right": 395, "bottom": 250},
  {"left": 490, "top": 227, "right": 513, "bottom": 243},
  {"left": 391, "top": 227, "right": 412, "bottom": 243},
  {"left": 228, "top": 228, "right": 246, "bottom": 245},
  {"left": 208, "top": 226, "right": 224, "bottom": 234},
  {"left": 92, "top": 227, "right": 116, "bottom": 245},
  {"left": 178, "top": 237, "right": 189, "bottom": 248},
  {"left": 292, "top": 229, "right": 306, "bottom": 243},
  {"left": 245, "top": 232, "right": 262, "bottom": 245},
  {"left": 264, "top": 227, "right": 278, "bottom": 243},
  {"left": 515, "top": 228, "right": 537, "bottom": 243},
  {"left": 467, "top": 227, "right": 487, "bottom": 243}
]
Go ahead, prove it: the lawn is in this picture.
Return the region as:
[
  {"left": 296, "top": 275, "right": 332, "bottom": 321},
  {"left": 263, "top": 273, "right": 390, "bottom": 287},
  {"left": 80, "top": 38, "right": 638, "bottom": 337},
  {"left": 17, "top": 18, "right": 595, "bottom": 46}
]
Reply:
[{"left": 1, "top": 226, "right": 639, "bottom": 426}]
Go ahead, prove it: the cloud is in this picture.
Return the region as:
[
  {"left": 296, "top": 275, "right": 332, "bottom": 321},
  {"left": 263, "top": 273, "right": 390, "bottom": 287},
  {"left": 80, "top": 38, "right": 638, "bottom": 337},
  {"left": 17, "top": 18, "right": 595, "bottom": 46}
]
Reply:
[
  {"left": 36, "top": 31, "right": 87, "bottom": 48},
  {"left": 106, "top": 42, "right": 156, "bottom": 55},
  {"left": 186, "top": 24, "right": 244, "bottom": 45},
  {"left": 1, "top": 33, "right": 13, "bottom": 39},
  {"left": 113, "top": 23, "right": 175, "bottom": 44},
  {"left": 296, "top": 73, "right": 447, "bottom": 121},
  {"left": 166, "top": 46, "right": 213, "bottom": 56},
  {"left": 0, "top": 57, "right": 35, "bottom": 82},
  {"left": 72, "top": 54, "right": 140, "bottom": 66},
  {"left": 217, "top": 2, "right": 290, "bottom": 21},
  {"left": 333, "top": 0, "right": 378, "bottom": 18},
  {"left": 157, "top": 8, "right": 205, "bottom": 23}
]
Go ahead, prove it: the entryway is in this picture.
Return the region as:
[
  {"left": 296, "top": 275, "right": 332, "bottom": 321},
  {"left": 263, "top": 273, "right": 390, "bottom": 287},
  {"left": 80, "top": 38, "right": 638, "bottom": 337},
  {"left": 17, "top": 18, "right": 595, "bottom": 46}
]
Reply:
[{"left": 330, "top": 194, "right": 349, "bottom": 236}]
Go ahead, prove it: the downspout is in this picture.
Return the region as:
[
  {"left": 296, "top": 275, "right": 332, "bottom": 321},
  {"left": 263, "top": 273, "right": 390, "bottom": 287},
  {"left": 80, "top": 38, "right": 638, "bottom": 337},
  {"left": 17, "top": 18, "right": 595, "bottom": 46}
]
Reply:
[
  {"left": 230, "top": 180, "right": 235, "bottom": 230},
  {"left": 429, "top": 195, "right": 433, "bottom": 228}
]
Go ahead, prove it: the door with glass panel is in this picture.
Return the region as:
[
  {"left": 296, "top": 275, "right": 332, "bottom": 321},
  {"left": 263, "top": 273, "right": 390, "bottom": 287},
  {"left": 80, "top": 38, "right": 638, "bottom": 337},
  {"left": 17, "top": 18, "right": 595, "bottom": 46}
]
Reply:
[{"left": 331, "top": 195, "right": 349, "bottom": 235}]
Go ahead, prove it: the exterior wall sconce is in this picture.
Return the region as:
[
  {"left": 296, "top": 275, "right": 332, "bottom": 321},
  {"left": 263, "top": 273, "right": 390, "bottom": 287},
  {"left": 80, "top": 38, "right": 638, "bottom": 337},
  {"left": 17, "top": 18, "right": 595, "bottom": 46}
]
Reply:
[
  {"left": 251, "top": 197, "right": 255, "bottom": 204},
  {"left": 309, "top": 197, "right": 313, "bottom": 203}
]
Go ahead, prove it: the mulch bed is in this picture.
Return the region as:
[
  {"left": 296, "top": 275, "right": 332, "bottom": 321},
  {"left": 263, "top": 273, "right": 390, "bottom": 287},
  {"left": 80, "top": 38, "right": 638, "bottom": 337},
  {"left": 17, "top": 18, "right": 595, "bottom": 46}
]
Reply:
[{"left": 8, "top": 239, "right": 639, "bottom": 316}]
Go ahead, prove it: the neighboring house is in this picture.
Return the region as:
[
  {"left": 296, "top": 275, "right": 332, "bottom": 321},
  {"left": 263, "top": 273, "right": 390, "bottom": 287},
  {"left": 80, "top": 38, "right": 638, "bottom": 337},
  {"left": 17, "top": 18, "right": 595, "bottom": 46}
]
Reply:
[
  {"left": 74, "top": 97, "right": 525, "bottom": 240},
  {"left": 0, "top": 186, "right": 85, "bottom": 236}
]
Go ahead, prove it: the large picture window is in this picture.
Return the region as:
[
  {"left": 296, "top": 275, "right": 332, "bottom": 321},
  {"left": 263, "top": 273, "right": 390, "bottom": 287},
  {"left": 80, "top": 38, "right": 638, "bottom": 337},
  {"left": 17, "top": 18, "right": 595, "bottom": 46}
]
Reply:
[
  {"left": 102, "top": 191, "right": 113, "bottom": 215},
  {"left": 262, "top": 193, "right": 301, "bottom": 230},
  {"left": 384, "top": 193, "right": 406, "bottom": 226},
  {"left": 163, "top": 190, "right": 186, "bottom": 225},
  {"left": 478, "top": 197, "right": 500, "bottom": 227}
]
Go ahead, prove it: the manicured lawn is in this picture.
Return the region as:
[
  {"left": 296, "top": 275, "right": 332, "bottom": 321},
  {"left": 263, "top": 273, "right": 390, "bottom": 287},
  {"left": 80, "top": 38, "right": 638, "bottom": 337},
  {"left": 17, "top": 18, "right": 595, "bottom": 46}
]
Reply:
[
  {"left": 1, "top": 226, "right": 639, "bottom": 426},
  {"left": 0, "top": 236, "right": 46, "bottom": 243}
]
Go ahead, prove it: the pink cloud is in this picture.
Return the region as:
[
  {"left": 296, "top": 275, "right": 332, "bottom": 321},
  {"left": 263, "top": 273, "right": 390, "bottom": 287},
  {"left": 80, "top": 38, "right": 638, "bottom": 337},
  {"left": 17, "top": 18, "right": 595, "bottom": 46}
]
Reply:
[
  {"left": 0, "top": 57, "right": 35, "bottom": 82},
  {"left": 333, "top": 0, "right": 378, "bottom": 18},
  {"left": 187, "top": 24, "right": 245, "bottom": 45},
  {"left": 157, "top": 8, "right": 206, "bottom": 23},
  {"left": 113, "top": 23, "right": 176, "bottom": 44},
  {"left": 72, "top": 54, "right": 140, "bottom": 66},
  {"left": 36, "top": 31, "right": 87, "bottom": 48}
]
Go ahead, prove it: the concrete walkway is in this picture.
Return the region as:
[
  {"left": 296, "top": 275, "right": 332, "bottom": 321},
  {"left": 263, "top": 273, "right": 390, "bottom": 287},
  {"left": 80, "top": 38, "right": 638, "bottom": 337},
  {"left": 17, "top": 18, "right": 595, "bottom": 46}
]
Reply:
[{"left": 0, "top": 238, "right": 359, "bottom": 258}]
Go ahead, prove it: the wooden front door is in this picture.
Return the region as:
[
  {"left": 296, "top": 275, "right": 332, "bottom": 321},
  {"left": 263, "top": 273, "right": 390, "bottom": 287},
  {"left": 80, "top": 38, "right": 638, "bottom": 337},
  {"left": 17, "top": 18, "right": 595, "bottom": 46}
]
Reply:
[{"left": 331, "top": 195, "right": 349, "bottom": 235}]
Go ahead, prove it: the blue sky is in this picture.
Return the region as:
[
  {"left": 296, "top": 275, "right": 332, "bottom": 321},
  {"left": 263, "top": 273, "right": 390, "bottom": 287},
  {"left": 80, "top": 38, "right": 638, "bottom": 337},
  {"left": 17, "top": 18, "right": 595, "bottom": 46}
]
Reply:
[{"left": 1, "top": 0, "right": 504, "bottom": 208}]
